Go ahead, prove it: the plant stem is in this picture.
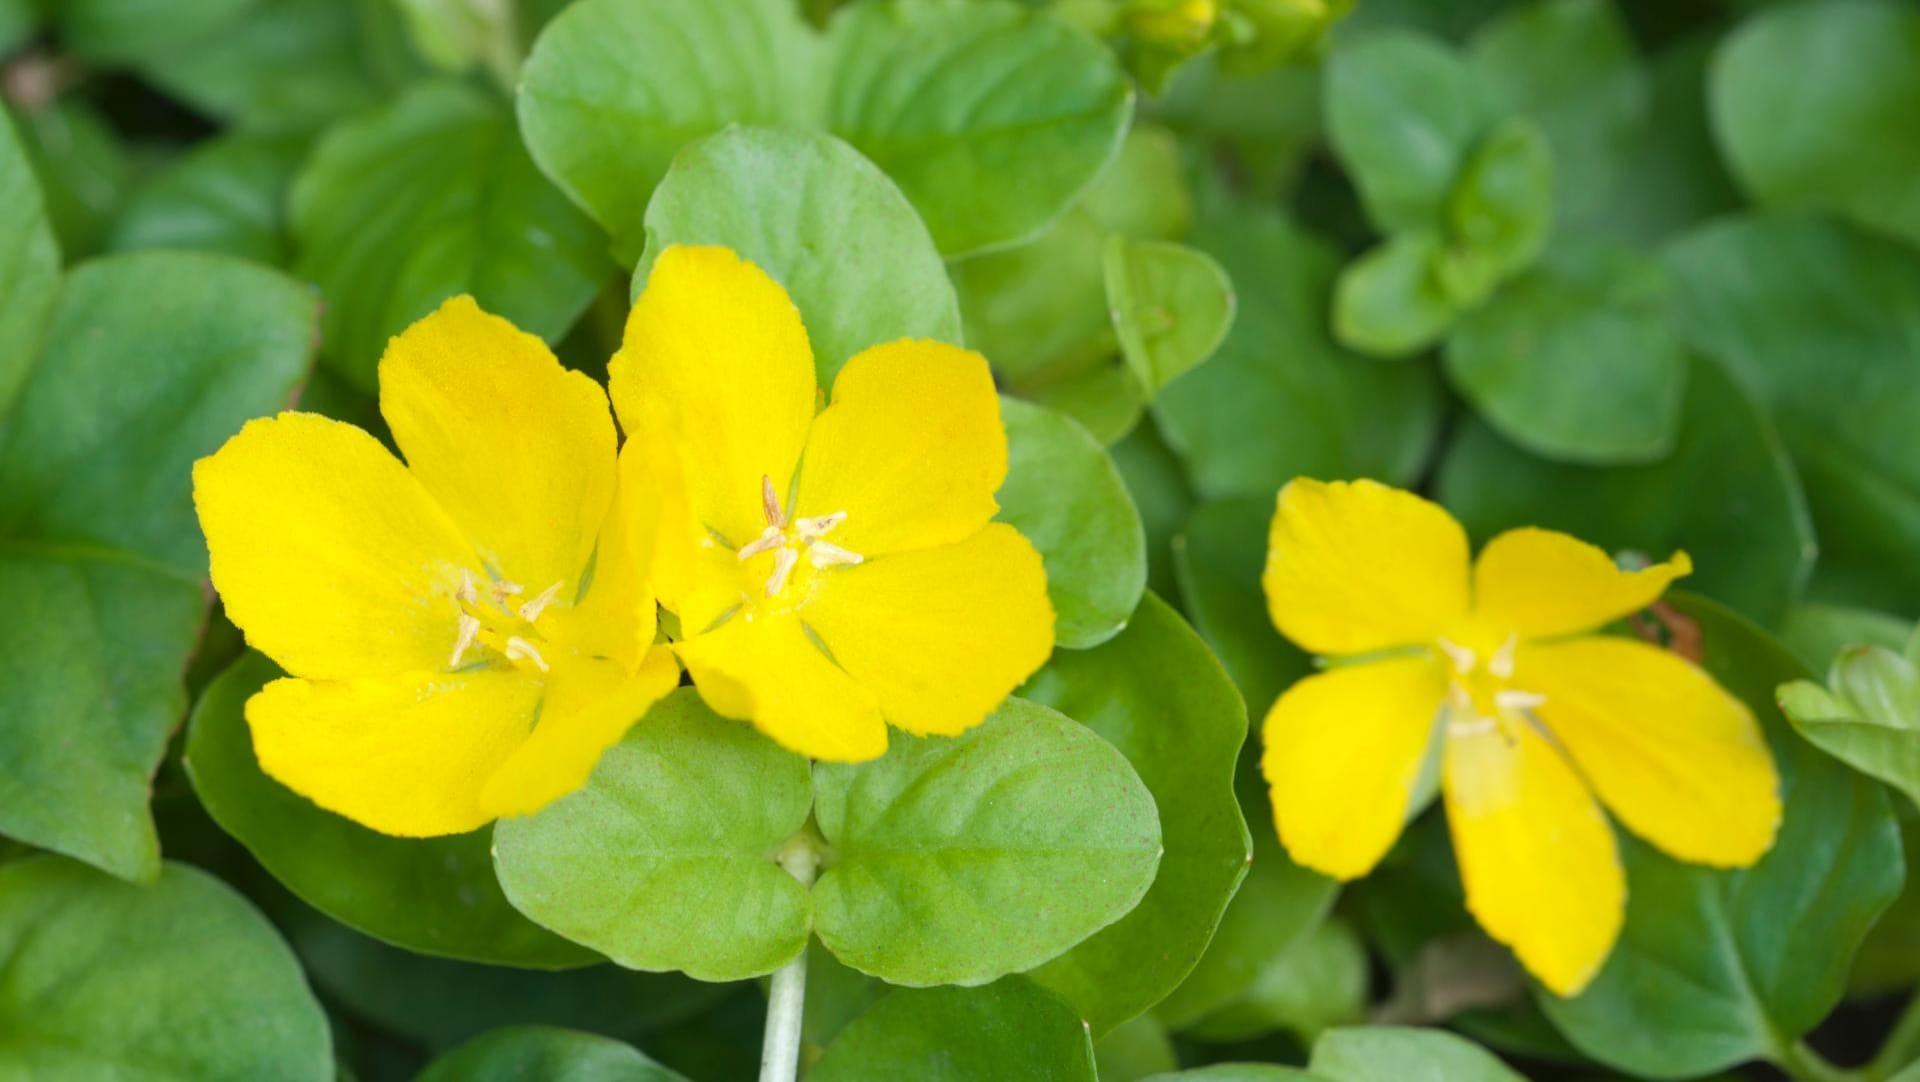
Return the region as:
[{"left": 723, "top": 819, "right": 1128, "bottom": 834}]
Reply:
[
  {"left": 758, "top": 836, "right": 820, "bottom": 1082},
  {"left": 1868, "top": 993, "right": 1920, "bottom": 1080},
  {"left": 1779, "top": 1040, "right": 1868, "bottom": 1082}
]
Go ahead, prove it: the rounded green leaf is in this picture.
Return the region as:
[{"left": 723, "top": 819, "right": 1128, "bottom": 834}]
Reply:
[
  {"left": 1095, "top": 1013, "right": 1178, "bottom": 1082},
  {"left": 633, "top": 126, "right": 960, "bottom": 385},
  {"left": 1781, "top": 603, "right": 1913, "bottom": 675},
  {"left": 996, "top": 396, "right": 1148, "bottom": 649},
  {"left": 1309, "top": 1025, "right": 1527, "bottom": 1082},
  {"left": 1105, "top": 235, "right": 1236, "bottom": 394},
  {"left": 1172, "top": 498, "right": 1311, "bottom": 717},
  {"left": 1778, "top": 632, "right": 1920, "bottom": 813},
  {"left": 416, "top": 1027, "right": 688, "bottom": 1082},
  {"left": 1156, "top": 201, "right": 1442, "bottom": 498},
  {"left": 0, "top": 857, "right": 330, "bottom": 1080},
  {"left": 808, "top": 978, "right": 1097, "bottom": 1082},
  {"left": 1020, "top": 593, "right": 1252, "bottom": 1034},
  {"left": 1443, "top": 241, "right": 1686, "bottom": 464},
  {"left": 109, "top": 132, "right": 307, "bottom": 264},
  {"left": 1537, "top": 595, "right": 1905, "bottom": 1078},
  {"left": 185, "top": 652, "right": 593, "bottom": 968},
  {"left": 1333, "top": 231, "right": 1456, "bottom": 359},
  {"left": 1712, "top": 0, "right": 1920, "bottom": 248},
  {"left": 1443, "top": 117, "right": 1552, "bottom": 283},
  {"left": 1436, "top": 355, "right": 1814, "bottom": 627},
  {"left": 493, "top": 689, "right": 815, "bottom": 982},
  {"left": 812, "top": 697, "right": 1162, "bottom": 986},
  {"left": 0, "top": 110, "right": 57, "bottom": 414},
  {"left": 292, "top": 79, "right": 607, "bottom": 388}
]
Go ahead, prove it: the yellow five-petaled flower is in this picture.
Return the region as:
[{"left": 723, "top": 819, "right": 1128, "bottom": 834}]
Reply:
[
  {"left": 610, "top": 245, "right": 1056, "bottom": 762},
  {"left": 1260, "top": 478, "right": 1781, "bottom": 995},
  {"left": 194, "top": 297, "right": 678, "bottom": 837}
]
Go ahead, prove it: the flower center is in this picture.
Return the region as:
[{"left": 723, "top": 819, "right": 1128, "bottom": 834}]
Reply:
[
  {"left": 736, "top": 475, "right": 863, "bottom": 598},
  {"left": 1435, "top": 630, "right": 1546, "bottom": 737},
  {"left": 448, "top": 569, "right": 565, "bottom": 673}
]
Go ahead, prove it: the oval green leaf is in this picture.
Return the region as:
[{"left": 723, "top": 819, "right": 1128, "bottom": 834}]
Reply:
[
  {"left": 808, "top": 978, "right": 1097, "bottom": 1082},
  {"left": 1105, "top": 235, "right": 1236, "bottom": 394},
  {"left": 109, "top": 132, "right": 306, "bottom": 264},
  {"left": 416, "top": 1027, "right": 688, "bottom": 1082},
  {"left": 1309, "top": 1025, "right": 1527, "bottom": 1082},
  {"left": 1332, "top": 231, "right": 1456, "bottom": 359}
]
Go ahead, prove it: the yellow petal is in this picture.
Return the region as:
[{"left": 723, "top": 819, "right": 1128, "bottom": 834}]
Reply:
[
  {"left": 247, "top": 669, "right": 539, "bottom": 836},
  {"left": 194, "top": 413, "right": 478, "bottom": 680},
  {"left": 1473, "top": 528, "right": 1691, "bottom": 640},
  {"left": 479, "top": 647, "right": 681, "bottom": 819},
  {"left": 611, "top": 245, "right": 817, "bottom": 550},
  {"left": 675, "top": 611, "right": 887, "bottom": 762},
  {"left": 802, "top": 523, "right": 1054, "bottom": 738},
  {"left": 1521, "top": 636, "right": 1780, "bottom": 867},
  {"left": 380, "top": 294, "right": 616, "bottom": 592},
  {"left": 795, "top": 340, "right": 1006, "bottom": 556},
  {"left": 1264, "top": 478, "right": 1470, "bottom": 656},
  {"left": 541, "top": 443, "right": 660, "bottom": 672},
  {"left": 1445, "top": 717, "right": 1624, "bottom": 997},
  {"left": 1261, "top": 655, "right": 1448, "bottom": 880}
]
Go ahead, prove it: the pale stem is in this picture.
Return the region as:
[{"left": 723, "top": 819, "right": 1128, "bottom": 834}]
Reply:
[{"left": 758, "top": 836, "right": 820, "bottom": 1082}]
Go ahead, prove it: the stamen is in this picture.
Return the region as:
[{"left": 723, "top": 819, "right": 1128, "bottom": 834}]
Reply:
[
  {"left": 793, "top": 511, "right": 847, "bottom": 540},
  {"left": 1489, "top": 634, "right": 1518, "bottom": 679},
  {"left": 761, "top": 475, "right": 786, "bottom": 528},
  {"left": 1494, "top": 689, "right": 1546, "bottom": 713},
  {"left": 808, "top": 540, "right": 864, "bottom": 569},
  {"left": 1449, "top": 714, "right": 1498, "bottom": 736},
  {"left": 766, "top": 547, "right": 798, "bottom": 596},
  {"left": 1436, "top": 637, "right": 1476, "bottom": 675},
  {"left": 518, "top": 581, "right": 563, "bottom": 623},
  {"left": 456, "top": 570, "right": 477, "bottom": 604},
  {"left": 449, "top": 613, "right": 481, "bottom": 667},
  {"left": 490, "top": 579, "right": 524, "bottom": 604},
  {"left": 737, "top": 525, "right": 785, "bottom": 561},
  {"left": 505, "top": 636, "right": 550, "bottom": 673}
]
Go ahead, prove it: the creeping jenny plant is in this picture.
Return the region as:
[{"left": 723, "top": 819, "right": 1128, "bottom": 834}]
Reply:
[
  {"left": 193, "top": 297, "right": 678, "bottom": 836},
  {"left": 611, "top": 245, "right": 1056, "bottom": 762},
  {"left": 1261, "top": 478, "right": 1782, "bottom": 994}
]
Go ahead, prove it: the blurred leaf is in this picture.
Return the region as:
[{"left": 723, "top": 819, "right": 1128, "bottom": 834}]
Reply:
[
  {"left": 1182, "top": 916, "right": 1367, "bottom": 1044},
  {"left": 16, "top": 98, "right": 133, "bottom": 258},
  {"left": 110, "top": 132, "right": 307, "bottom": 263},
  {"left": 493, "top": 689, "right": 813, "bottom": 982},
  {"left": 633, "top": 126, "right": 960, "bottom": 385},
  {"left": 1309, "top": 1025, "right": 1526, "bottom": 1082},
  {"left": 1022, "top": 593, "right": 1253, "bottom": 1035},
  {"left": 390, "top": 0, "right": 522, "bottom": 84},
  {"left": 1537, "top": 595, "right": 1905, "bottom": 1078},
  {"left": 1780, "top": 603, "right": 1913, "bottom": 675},
  {"left": 1094, "top": 1013, "right": 1178, "bottom": 1082},
  {"left": 808, "top": 978, "right": 1097, "bottom": 1082},
  {"left": 0, "top": 0, "right": 36, "bottom": 52},
  {"left": 813, "top": 698, "right": 1161, "bottom": 986},
  {"left": 1444, "top": 241, "right": 1686, "bottom": 464},
  {"left": 802, "top": 944, "right": 886, "bottom": 1051},
  {"left": 1140, "top": 1068, "right": 1327, "bottom": 1082},
  {"left": 1849, "top": 817, "right": 1920, "bottom": 1000},
  {"left": 1110, "top": 418, "right": 1194, "bottom": 601},
  {"left": 1443, "top": 117, "right": 1551, "bottom": 287},
  {"left": 1468, "top": 0, "right": 1646, "bottom": 226},
  {"left": 186, "top": 652, "right": 594, "bottom": 967},
  {"left": 1599, "top": 35, "right": 1742, "bottom": 244},
  {"left": 416, "top": 1027, "right": 688, "bottom": 1082},
  {"left": 292, "top": 79, "right": 606, "bottom": 389},
  {"left": 1778, "top": 629, "right": 1920, "bottom": 812},
  {"left": 1712, "top": 0, "right": 1920, "bottom": 249},
  {"left": 1437, "top": 356, "right": 1814, "bottom": 627},
  {"left": 1026, "top": 362, "right": 1148, "bottom": 446},
  {"left": 1106, "top": 235, "right": 1236, "bottom": 393},
  {"left": 56, "top": 0, "right": 258, "bottom": 61},
  {"left": 997, "top": 396, "right": 1147, "bottom": 649},
  {"left": 1155, "top": 202, "right": 1442, "bottom": 499},
  {"left": 0, "top": 251, "right": 314, "bottom": 880},
  {"left": 1665, "top": 215, "right": 1920, "bottom": 610},
  {"left": 0, "top": 110, "right": 59, "bottom": 415},
  {"left": 1333, "top": 231, "right": 1454, "bottom": 358},
  {"left": 0, "top": 857, "right": 331, "bottom": 1080},
  {"left": 1173, "top": 497, "right": 1310, "bottom": 717}
]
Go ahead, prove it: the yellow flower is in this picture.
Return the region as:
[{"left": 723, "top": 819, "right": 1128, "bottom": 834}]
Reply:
[
  {"left": 1125, "top": 0, "right": 1218, "bottom": 47},
  {"left": 609, "top": 245, "right": 1055, "bottom": 762},
  {"left": 193, "top": 297, "right": 678, "bottom": 837},
  {"left": 1260, "top": 478, "right": 1780, "bottom": 995}
]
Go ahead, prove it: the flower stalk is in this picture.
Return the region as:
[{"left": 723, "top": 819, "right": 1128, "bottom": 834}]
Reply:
[{"left": 758, "top": 834, "right": 821, "bottom": 1082}]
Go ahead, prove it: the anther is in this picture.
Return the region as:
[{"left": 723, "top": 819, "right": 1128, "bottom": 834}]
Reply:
[
  {"left": 766, "top": 547, "right": 799, "bottom": 596},
  {"left": 808, "top": 540, "right": 864, "bottom": 569},
  {"left": 793, "top": 511, "right": 847, "bottom": 540},
  {"left": 449, "top": 613, "right": 481, "bottom": 667},
  {"left": 1449, "top": 714, "right": 1498, "bottom": 736},
  {"left": 761, "top": 475, "right": 786, "bottom": 528},
  {"left": 505, "top": 636, "right": 550, "bottom": 673},
  {"left": 456, "top": 570, "right": 477, "bottom": 604},
  {"left": 490, "top": 579, "right": 524, "bottom": 604},
  {"left": 1489, "top": 634, "right": 1518, "bottom": 680},
  {"left": 1494, "top": 689, "right": 1546, "bottom": 713},
  {"left": 1436, "top": 637, "right": 1476, "bottom": 675},
  {"left": 737, "top": 525, "right": 785, "bottom": 562},
  {"left": 518, "top": 581, "right": 563, "bottom": 623}
]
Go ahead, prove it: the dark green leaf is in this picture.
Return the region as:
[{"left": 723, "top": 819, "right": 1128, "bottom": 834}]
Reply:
[
  {"left": 1173, "top": 498, "right": 1311, "bottom": 718},
  {"left": 1110, "top": 418, "right": 1195, "bottom": 601},
  {"left": 1094, "top": 1014, "right": 1178, "bottom": 1082},
  {"left": 110, "top": 132, "right": 307, "bottom": 264},
  {"left": 0, "top": 110, "right": 58, "bottom": 415},
  {"left": 57, "top": 0, "right": 258, "bottom": 62},
  {"left": 808, "top": 978, "right": 1097, "bottom": 1082},
  {"left": 1181, "top": 916, "right": 1368, "bottom": 1044},
  {"left": 16, "top": 98, "right": 133, "bottom": 258}
]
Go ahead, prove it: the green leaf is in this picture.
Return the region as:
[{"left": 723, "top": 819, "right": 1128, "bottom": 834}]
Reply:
[
  {"left": 0, "top": 857, "right": 331, "bottom": 1080},
  {"left": 291, "top": 79, "right": 607, "bottom": 389},
  {"left": 1437, "top": 356, "right": 1814, "bottom": 627},
  {"left": 1597, "top": 36, "right": 1742, "bottom": 245},
  {"left": 1309, "top": 1025, "right": 1527, "bottom": 1082},
  {"left": 996, "top": 396, "right": 1147, "bottom": 649},
  {"left": 1712, "top": 0, "right": 1920, "bottom": 249},
  {"left": 1537, "top": 595, "right": 1905, "bottom": 1078},
  {"left": 16, "top": 98, "right": 133, "bottom": 259},
  {"left": 185, "top": 652, "right": 593, "bottom": 967},
  {"left": 1333, "top": 231, "right": 1456, "bottom": 359},
  {"left": 1324, "top": 30, "right": 1495, "bottom": 234},
  {"left": 1105, "top": 235, "right": 1236, "bottom": 394},
  {"left": 389, "top": 0, "right": 523, "bottom": 84},
  {"left": 1664, "top": 215, "right": 1920, "bottom": 611},
  {"left": 1778, "top": 631, "right": 1920, "bottom": 812},
  {"left": 1172, "top": 497, "right": 1311, "bottom": 718},
  {"left": 1443, "top": 241, "right": 1686, "bottom": 464},
  {"left": 415, "top": 1027, "right": 689, "bottom": 1082},
  {"left": 1780, "top": 603, "right": 1913, "bottom": 675},
  {"left": 813, "top": 697, "right": 1162, "bottom": 986},
  {"left": 808, "top": 978, "right": 1097, "bottom": 1082},
  {"left": 1468, "top": 0, "right": 1647, "bottom": 226},
  {"left": 1026, "top": 363, "right": 1149, "bottom": 447},
  {"left": 1020, "top": 593, "right": 1252, "bottom": 1035},
  {"left": 0, "top": 111, "right": 59, "bottom": 415},
  {"left": 0, "top": 250, "right": 315, "bottom": 880},
  {"left": 1443, "top": 117, "right": 1552, "bottom": 284},
  {"left": 520, "top": 0, "right": 1128, "bottom": 260},
  {"left": 633, "top": 126, "right": 960, "bottom": 385},
  {"left": 1181, "top": 916, "right": 1368, "bottom": 1044},
  {"left": 1155, "top": 200, "right": 1442, "bottom": 499},
  {"left": 1094, "top": 1013, "right": 1178, "bottom": 1082},
  {"left": 1140, "top": 1068, "right": 1329, "bottom": 1082},
  {"left": 492, "top": 689, "right": 814, "bottom": 982},
  {"left": 1110, "top": 418, "right": 1195, "bottom": 601},
  {"left": 110, "top": 132, "right": 307, "bottom": 264},
  {"left": 56, "top": 0, "right": 258, "bottom": 62}
]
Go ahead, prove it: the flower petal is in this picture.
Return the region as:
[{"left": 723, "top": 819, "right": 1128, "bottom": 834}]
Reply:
[
  {"left": 1473, "top": 528, "right": 1691, "bottom": 640},
  {"left": 380, "top": 294, "right": 616, "bottom": 592},
  {"left": 1521, "top": 636, "right": 1780, "bottom": 867},
  {"left": 541, "top": 443, "right": 660, "bottom": 672},
  {"left": 479, "top": 647, "right": 681, "bottom": 819},
  {"left": 795, "top": 340, "right": 1006, "bottom": 556},
  {"left": 1445, "top": 717, "right": 1624, "bottom": 997},
  {"left": 1260, "top": 655, "right": 1448, "bottom": 880},
  {"left": 1264, "top": 478, "right": 1470, "bottom": 657},
  {"left": 247, "top": 669, "right": 539, "bottom": 837},
  {"left": 803, "top": 523, "right": 1054, "bottom": 738},
  {"left": 194, "top": 413, "right": 478, "bottom": 680},
  {"left": 674, "top": 612, "right": 887, "bottom": 762},
  {"left": 611, "top": 245, "right": 817, "bottom": 550}
]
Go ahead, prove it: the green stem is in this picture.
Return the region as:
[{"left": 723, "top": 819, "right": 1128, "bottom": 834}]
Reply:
[
  {"left": 1779, "top": 1040, "right": 1868, "bottom": 1082},
  {"left": 757, "top": 836, "right": 820, "bottom": 1082},
  {"left": 1868, "top": 993, "right": 1920, "bottom": 1080}
]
